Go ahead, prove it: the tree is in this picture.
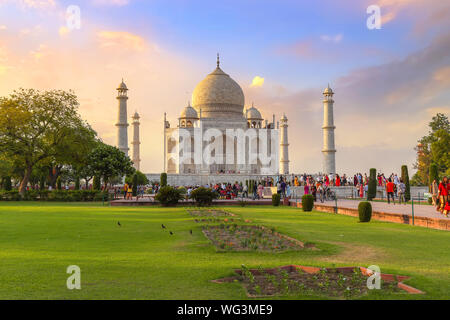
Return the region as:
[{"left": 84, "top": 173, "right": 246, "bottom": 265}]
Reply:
[
  {"left": 160, "top": 172, "right": 167, "bottom": 187},
  {"left": 430, "top": 129, "right": 450, "bottom": 177},
  {"left": 367, "top": 168, "right": 377, "bottom": 201},
  {"left": 75, "top": 176, "right": 80, "bottom": 190},
  {"left": 56, "top": 176, "right": 62, "bottom": 190},
  {"left": 39, "top": 175, "right": 46, "bottom": 190},
  {"left": 87, "top": 142, "right": 135, "bottom": 188},
  {"left": 93, "top": 176, "right": 101, "bottom": 191},
  {"left": 401, "top": 165, "right": 411, "bottom": 201},
  {"left": 414, "top": 113, "right": 450, "bottom": 185},
  {"left": 429, "top": 163, "right": 439, "bottom": 191},
  {"left": 0, "top": 89, "right": 97, "bottom": 194},
  {"left": 125, "top": 170, "right": 149, "bottom": 186},
  {"left": 2, "top": 176, "right": 12, "bottom": 191},
  {"left": 132, "top": 174, "right": 138, "bottom": 196}
]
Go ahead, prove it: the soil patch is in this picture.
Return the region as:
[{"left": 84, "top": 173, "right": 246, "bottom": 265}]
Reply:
[
  {"left": 202, "top": 224, "right": 313, "bottom": 252},
  {"left": 188, "top": 209, "right": 236, "bottom": 217},
  {"left": 213, "top": 265, "right": 422, "bottom": 298}
]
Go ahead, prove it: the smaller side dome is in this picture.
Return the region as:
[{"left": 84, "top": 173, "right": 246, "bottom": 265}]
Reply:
[
  {"left": 246, "top": 103, "right": 262, "bottom": 120},
  {"left": 180, "top": 102, "right": 198, "bottom": 119}
]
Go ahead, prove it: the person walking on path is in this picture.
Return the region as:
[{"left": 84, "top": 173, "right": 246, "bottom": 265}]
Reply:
[
  {"left": 438, "top": 177, "right": 449, "bottom": 216},
  {"left": 126, "top": 184, "right": 133, "bottom": 200},
  {"left": 431, "top": 179, "right": 439, "bottom": 207},
  {"left": 242, "top": 184, "right": 248, "bottom": 198},
  {"left": 386, "top": 178, "right": 395, "bottom": 204},
  {"left": 257, "top": 183, "right": 264, "bottom": 199},
  {"left": 397, "top": 178, "right": 406, "bottom": 204},
  {"left": 123, "top": 183, "right": 128, "bottom": 199}
]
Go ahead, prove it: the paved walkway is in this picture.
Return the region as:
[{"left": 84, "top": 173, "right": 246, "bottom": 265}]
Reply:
[{"left": 318, "top": 199, "right": 449, "bottom": 220}]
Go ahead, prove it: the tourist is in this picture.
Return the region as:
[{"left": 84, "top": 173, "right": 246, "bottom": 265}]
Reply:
[
  {"left": 252, "top": 182, "right": 258, "bottom": 200},
  {"left": 431, "top": 179, "right": 439, "bottom": 206},
  {"left": 386, "top": 178, "right": 395, "bottom": 204},
  {"left": 123, "top": 183, "right": 128, "bottom": 199},
  {"left": 359, "top": 183, "right": 364, "bottom": 198},
  {"left": 317, "top": 182, "right": 324, "bottom": 203},
  {"left": 286, "top": 182, "right": 291, "bottom": 198},
  {"left": 280, "top": 179, "right": 286, "bottom": 198},
  {"left": 126, "top": 184, "right": 133, "bottom": 200},
  {"left": 257, "top": 183, "right": 264, "bottom": 199},
  {"left": 311, "top": 184, "right": 317, "bottom": 201},
  {"left": 397, "top": 178, "right": 406, "bottom": 204},
  {"left": 242, "top": 184, "right": 248, "bottom": 198},
  {"left": 438, "top": 177, "right": 449, "bottom": 216},
  {"left": 304, "top": 183, "right": 309, "bottom": 195}
]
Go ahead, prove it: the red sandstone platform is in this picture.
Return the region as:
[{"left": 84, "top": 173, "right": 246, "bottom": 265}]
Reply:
[{"left": 290, "top": 199, "right": 450, "bottom": 231}]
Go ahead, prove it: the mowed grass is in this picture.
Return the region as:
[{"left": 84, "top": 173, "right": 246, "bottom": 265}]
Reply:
[{"left": 0, "top": 202, "right": 448, "bottom": 300}]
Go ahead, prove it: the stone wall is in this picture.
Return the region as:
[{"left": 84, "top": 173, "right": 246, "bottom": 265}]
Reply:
[{"left": 145, "top": 173, "right": 282, "bottom": 186}]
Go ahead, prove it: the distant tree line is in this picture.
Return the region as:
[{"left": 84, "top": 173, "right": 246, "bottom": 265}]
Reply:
[
  {"left": 412, "top": 113, "right": 450, "bottom": 186},
  {"left": 0, "top": 88, "right": 135, "bottom": 195}
]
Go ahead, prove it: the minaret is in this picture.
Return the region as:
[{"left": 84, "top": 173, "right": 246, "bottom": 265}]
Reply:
[
  {"left": 131, "top": 111, "right": 141, "bottom": 171},
  {"left": 322, "top": 84, "right": 336, "bottom": 174},
  {"left": 116, "top": 79, "right": 129, "bottom": 156},
  {"left": 279, "top": 114, "right": 289, "bottom": 174}
]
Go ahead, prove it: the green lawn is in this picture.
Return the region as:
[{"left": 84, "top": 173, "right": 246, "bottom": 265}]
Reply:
[{"left": 0, "top": 202, "right": 448, "bottom": 300}]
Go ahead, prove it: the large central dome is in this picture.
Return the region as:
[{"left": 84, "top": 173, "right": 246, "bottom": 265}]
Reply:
[{"left": 192, "top": 58, "right": 245, "bottom": 119}]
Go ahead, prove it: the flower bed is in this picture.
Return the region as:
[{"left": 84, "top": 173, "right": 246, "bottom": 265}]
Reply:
[
  {"left": 194, "top": 217, "right": 252, "bottom": 224},
  {"left": 202, "top": 224, "right": 311, "bottom": 252},
  {"left": 188, "top": 209, "right": 235, "bottom": 217},
  {"left": 213, "top": 265, "right": 422, "bottom": 298}
]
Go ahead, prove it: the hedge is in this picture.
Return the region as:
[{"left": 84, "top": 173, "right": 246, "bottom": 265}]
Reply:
[
  {"left": 0, "top": 190, "right": 112, "bottom": 202},
  {"left": 367, "top": 168, "right": 377, "bottom": 200},
  {"left": 358, "top": 201, "right": 372, "bottom": 222},
  {"left": 302, "top": 194, "right": 314, "bottom": 212},
  {"left": 272, "top": 193, "right": 281, "bottom": 206}
]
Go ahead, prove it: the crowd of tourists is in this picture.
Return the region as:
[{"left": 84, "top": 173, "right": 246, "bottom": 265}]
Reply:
[{"left": 430, "top": 176, "right": 449, "bottom": 217}]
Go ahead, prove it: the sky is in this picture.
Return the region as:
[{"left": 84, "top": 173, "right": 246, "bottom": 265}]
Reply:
[{"left": 0, "top": 0, "right": 449, "bottom": 175}]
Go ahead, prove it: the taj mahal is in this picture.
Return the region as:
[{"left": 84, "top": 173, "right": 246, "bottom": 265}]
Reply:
[{"left": 114, "top": 55, "right": 336, "bottom": 185}]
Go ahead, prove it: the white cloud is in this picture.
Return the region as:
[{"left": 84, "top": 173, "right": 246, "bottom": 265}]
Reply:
[
  {"left": 250, "top": 76, "right": 264, "bottom": 88},
  {"left": 91, "top": 0, "right": 130, "bottom": 6},
  {"left": 320, "top": 34, "right": 343, "bottom": 43}
]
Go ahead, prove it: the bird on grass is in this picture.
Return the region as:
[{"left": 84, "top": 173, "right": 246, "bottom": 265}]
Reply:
[
  {"left": 117, "top": 221, "right": 121, "bottom": 227},
  {"left": 169, "top": 231, "right": 173, "bottom": 235},
  {"left": 161, "top": 224, "right": 166, "bottom": 229}
]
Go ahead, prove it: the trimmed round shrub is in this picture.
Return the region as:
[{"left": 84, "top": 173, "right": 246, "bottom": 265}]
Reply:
[
  {"left": 155, "top": 185, "right": 184, "bottom": 206},
  {"left": 56, "top": 176, "right": 62, "bottom": 190},
  {"left": 160, "top": 172, "right": 167, "bottom": 187},
  {"left": 132, "top": 173, "right": 138, "bottom": 196},
  {"left": 302, "top": 194, "right": 314, "bottom": 212},
  {"left": 93, "top": 176, "right": 101, "bottom": 191},
  {"left": 401, "top": 165, "right": 411, "bottom": 201},
  {"left": 272, "top": 193, "right": 281, "bottom": 206},
  {"left": 358, "top": 201, "right": 372, "bottom": 222},
  {"left": 367, "top": 168, "right": 377, "bottom": 200},
  {"left": 189, "top": 187, "right": 218, "bottom": 206}
]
